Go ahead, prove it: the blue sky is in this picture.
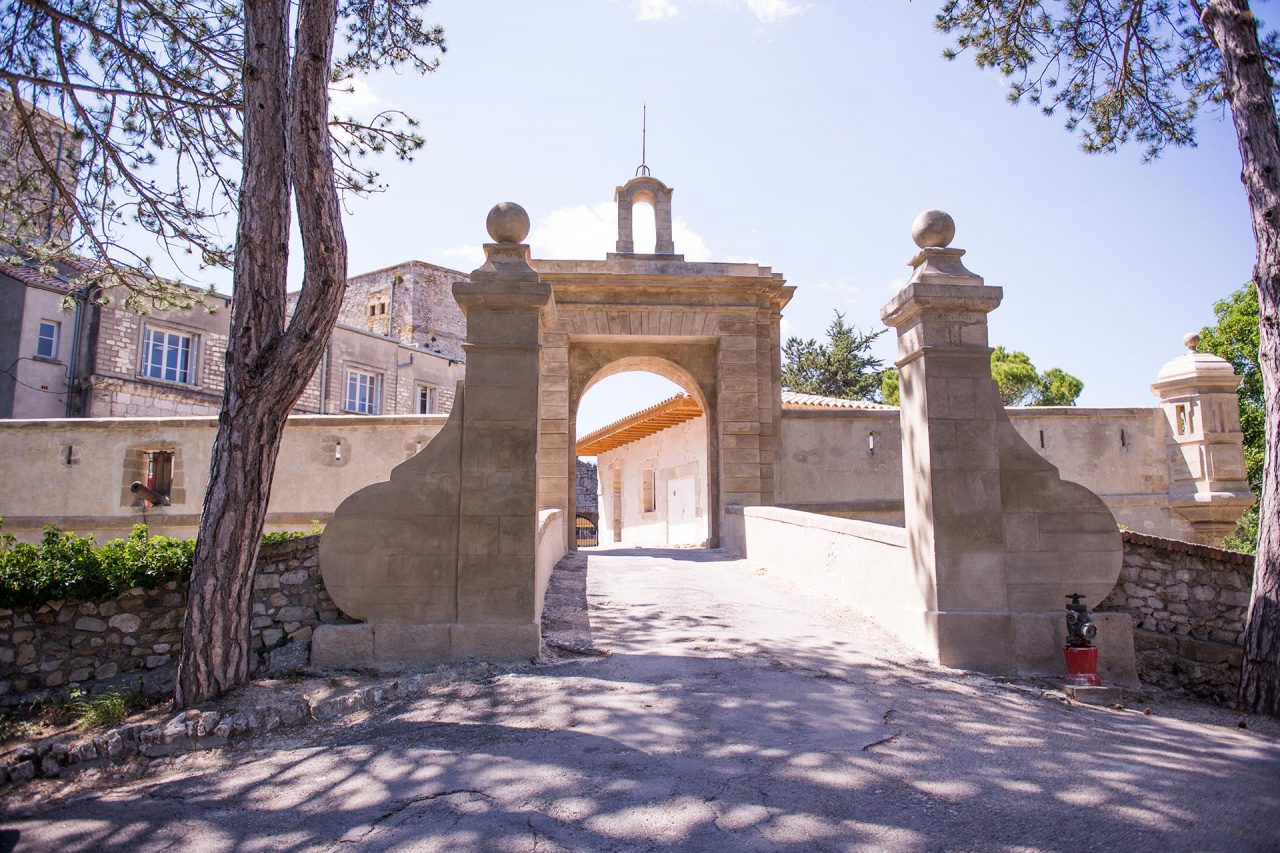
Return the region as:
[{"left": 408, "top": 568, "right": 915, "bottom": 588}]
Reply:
[{"left": 169, "top": 0, "right": 1259, "bottom": 436}]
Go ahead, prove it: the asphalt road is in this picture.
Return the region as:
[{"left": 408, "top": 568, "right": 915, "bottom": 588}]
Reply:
[{"left": 4, "top": 547, "right": 1279, "bottom": 852}]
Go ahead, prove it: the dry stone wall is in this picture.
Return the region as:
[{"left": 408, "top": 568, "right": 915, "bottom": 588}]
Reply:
[
  {"left": 576, "top": 460, "right": 598, "bottom": 520},
  {"left": 1099, "top": 532, "right": 1254, "bottom": 703},
  {"left": 0, "top": 536, "right": 351, "bottom": 707}
]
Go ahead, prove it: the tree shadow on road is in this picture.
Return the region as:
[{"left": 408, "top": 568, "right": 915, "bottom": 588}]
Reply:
[{"left": 6, "top": 548, "right": 1280, "bottom": 851}]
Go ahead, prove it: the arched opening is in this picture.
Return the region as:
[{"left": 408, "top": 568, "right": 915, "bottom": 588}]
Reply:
[
  {"left": 574, "top": 514, "right": 598, "bottom": 547},
  {"left": 630, "top": 197, "right": 658, "bottom": 255},
  {"left": 573, "top": 365, "right": 712, "bottom": 549}
]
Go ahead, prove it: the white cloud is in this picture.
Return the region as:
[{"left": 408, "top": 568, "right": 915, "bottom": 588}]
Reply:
[
  {"left": 740, "top": 0, "right": 801, "bottom": 23},
  {"left": 528, "top": 200, "right": 713, "bottom": 261},
  {"left": 670, "top": 218, "right": 712, "bottom": 261},
  {"left": 634, "top": 0, "right": 678, "bottom": 21},
  {"left": 330, "top": 77, "right": 384, "bottom": 114},
  {"left": 886, "top": 276, "right": 907, "bottom": 293},
  {"left": 810, "top": 280, "right": 865, "bottom": 306},
  {"left": 529, "top": 203, "right": 615, "bottom": 259},
  {"left": 439, "top": 244, "right": 484, "bottom": 270}
]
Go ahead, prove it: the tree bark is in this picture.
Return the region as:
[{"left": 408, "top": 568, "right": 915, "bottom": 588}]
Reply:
[
  {"left": 1204, "top": 0, "right": 1280, "bottom": 716},
  {"left": 174, "top": 0, "right": 347, "bottom": 708}
]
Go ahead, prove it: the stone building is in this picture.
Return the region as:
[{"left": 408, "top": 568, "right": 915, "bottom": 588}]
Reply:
[
  {"left": 0, "top": 92, "right": 82, "bottom": 245},
  {"left": 0, "top": 257, "right": 467, "bottom": 420}
]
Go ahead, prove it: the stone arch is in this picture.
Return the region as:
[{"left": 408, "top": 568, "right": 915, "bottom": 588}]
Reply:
[
  {"left": 532, "top": 183, "right": 792, "bottom": 554},
  {"left": 566, "top": 346, "right": 720, "bottom": 549},
  {"left": 615, "top": 175, "right": 675, "bottom": 255},
  {"left": 574, "top": 354, "right": 710, "bottom": 417}
]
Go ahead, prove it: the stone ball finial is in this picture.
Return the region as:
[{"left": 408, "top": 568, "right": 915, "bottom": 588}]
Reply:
[
  {"left": 486, "top": 202, "right": 530, "bottom": 244},
  {"left": 912, "top": 210, "right": 956, "bottom": 249},
  {"left": 1184, "top": 332, "right": 1200, "bottom": 353}
]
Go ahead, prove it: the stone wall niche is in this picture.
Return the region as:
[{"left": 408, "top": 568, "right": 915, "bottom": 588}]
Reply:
[
  {"left": 881, "top": 211, "right": 1136, "bottom": 683},
  {"left": 315, "top": 202, "right": 552, "bottom": 667}
]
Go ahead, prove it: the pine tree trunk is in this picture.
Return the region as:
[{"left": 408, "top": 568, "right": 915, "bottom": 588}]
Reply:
[
  {"left": 1205, "top": 0, "right": 1280, "bottom": 716},
  {"left": 175, "top": 0, "right": 347, "bottom": 708}
]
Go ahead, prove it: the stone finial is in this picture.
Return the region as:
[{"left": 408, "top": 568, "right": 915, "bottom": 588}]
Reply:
[
  {"left": 486, "top": 202, "right": 530, "bottom": 244},
  {"left": 896, "top": 209, "right": 980, "bottom": 288},
  {"left": 1184, "top": 331, "right": 1200, "bottom": 353},
  {"left": 912, "top": 210, "right": 956, "bottom": 249}
]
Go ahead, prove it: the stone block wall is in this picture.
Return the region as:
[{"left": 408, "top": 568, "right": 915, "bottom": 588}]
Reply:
[
  {"left": 575, "top": 460, "right": 598, "bottom": 519},
  {"left": 1098, "top": 532, "right": 1254, "bottom": 703},
  {"left": 87, "top": 297, "right": 233, "bottom": 419},
  {"left": 91, "top": 377, "right": 223, "bottom": 418},
  {"left": 0, "top": 92, "right": 82, "bottom": 243},
  {"left": 0, "top": 536, "right": 352, "bottom": 707},
  {"left": 339, "top": 261, "right": 469, "bottom": 361}
]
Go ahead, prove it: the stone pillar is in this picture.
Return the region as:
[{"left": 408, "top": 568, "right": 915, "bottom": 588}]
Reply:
[
  {"left": 314, "top": 203, "right": 551, "bottom": 667},
  {"left": 1152, "top": 333, "right": 1255, "bottom": 545},
  {"left": 615, "top": 199, "right": 635, "bottom": 254},
  {"left": 654, "top": 195, "right": 675, "bottom": 255},
  {"left": 451, "top": 202, "right": 553, "bottom": 655},
  {"left": 881, "top": 211, "right": 1134, "bottom": 681}
]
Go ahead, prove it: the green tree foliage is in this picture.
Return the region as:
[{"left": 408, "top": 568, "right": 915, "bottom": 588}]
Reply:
[
  {"left": 781, "top": 311, "right": 886, "bottom": 401},
  {"left": 991, "top": 347, "right": 1084, "bottom": 406},
  {"left": 1200, "top": 284, "right": 1264, "bottom": 552},
  {"left": 880, "top": 368, "right": 900, "bottom": 406},
  {"left": 878, "top": 348, "right": 1083, "bottom": 407},
  {"left": 935, "top": 1, "right": 1279, "bottom": 160},
  {"left": 0, "top": 1, "right": 441, "bottom": 308}
]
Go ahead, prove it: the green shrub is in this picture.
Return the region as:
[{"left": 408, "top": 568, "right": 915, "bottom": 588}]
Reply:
[
  {"left": 71, "top": 684, "right": 145, "bottom": 730},
  {"left": 261, "top": 521, "right": 324, "bottom": 547},
  {"left": 0, "top": 521, "right": 194, "bottom": 609},
  {"left": 261, "top": 530, "right": 307, "bottom": 547}
]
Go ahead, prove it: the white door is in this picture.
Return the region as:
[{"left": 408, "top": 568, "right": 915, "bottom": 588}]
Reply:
[{"left": 667, "top": 476, "right": 699, "bottom": 545}]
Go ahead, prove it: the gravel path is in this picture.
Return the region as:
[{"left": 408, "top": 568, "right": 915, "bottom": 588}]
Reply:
[{"left": 3, "top": 546, "right": 1278, "bottom": 852}]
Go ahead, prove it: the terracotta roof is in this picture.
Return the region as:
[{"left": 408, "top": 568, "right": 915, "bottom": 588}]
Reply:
[
  {"left": 576, "top": 389, "right": 895, "bottom": 456},
  {"left": 781, "top": 391, "right": 894, "bottom": 411},
  {"left": 576, "top": 393, "right": 704, "bottom": 456},
  {"left": 0, "top": 260, "right": 75, "bottom": 293}
]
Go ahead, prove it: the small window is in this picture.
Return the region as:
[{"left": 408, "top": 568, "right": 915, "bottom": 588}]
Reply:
[
  {"left": 378, "top": 302, "right": 387, "bottom": 315},
  {"left": 36, "top": 320, "right": 59, "bottom": 359},
  {"left": 146, "top": 450, "right": 174, "bottom": 502},
  {"left": 1175, "top": 404, "right": 1192, "bottom": 436},
  {"left": 368, "top": 304, "right": 377, "bottom": 317},
  {"left": 642, "top": 470, "right": 656, "bottom": 513},
  {"left": 142, "top": 327, "right": 194, "bottom": 384},
  {"left": 344, "top": 368, "right": 382, "bottom": 414},
  {"left": 417, "top": 385, "right": 438, "bottom": 414}
]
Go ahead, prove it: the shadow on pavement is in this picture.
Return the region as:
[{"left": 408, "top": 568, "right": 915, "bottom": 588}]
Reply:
[{"left": 5, "top": 548, "right": 1279, "bottom": 851}]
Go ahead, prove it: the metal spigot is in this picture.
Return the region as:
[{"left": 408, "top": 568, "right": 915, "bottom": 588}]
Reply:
[{"left": 1065, "top": 593, "right": 1097, "bottom": 649}]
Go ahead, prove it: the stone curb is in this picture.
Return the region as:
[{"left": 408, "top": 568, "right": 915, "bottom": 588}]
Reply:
[{"left": 0, "top": 671, "right": 445, "bottom": 789}]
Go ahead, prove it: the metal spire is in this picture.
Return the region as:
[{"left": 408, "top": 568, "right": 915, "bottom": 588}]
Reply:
[{"left": 636, "top": 103, "right": 650, "bottom": 177}]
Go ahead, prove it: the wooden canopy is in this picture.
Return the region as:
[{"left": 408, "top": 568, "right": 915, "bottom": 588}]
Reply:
[{"left": 576, "top": 393, "right": 704, "bottom": 456}]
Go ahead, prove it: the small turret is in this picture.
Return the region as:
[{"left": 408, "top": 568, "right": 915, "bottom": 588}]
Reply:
[{"left": 1151, "top": 333, "right": 1254, "bottom": 545}]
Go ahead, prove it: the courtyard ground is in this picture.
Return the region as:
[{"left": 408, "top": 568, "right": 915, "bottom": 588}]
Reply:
[{"left": 2, "top": 547, "right": 1278, "bottom": 852}]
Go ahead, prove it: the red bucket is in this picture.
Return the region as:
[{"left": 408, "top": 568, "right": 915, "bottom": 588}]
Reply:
[{"left": 1064, "top": 646, "right": 1101, "bottom": 686}]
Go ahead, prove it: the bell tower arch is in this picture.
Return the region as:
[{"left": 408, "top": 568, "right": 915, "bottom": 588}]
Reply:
[{"left": 614, "top": 175, "right": 676, "bottom": 255}]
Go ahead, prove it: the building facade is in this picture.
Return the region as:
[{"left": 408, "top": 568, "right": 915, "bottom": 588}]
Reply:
[
  {"left": 0, "top": 258, "right": 467, "bottom": 421},
  {"left": 586, "top": 366, "right": 1254, "bottom": 550}
]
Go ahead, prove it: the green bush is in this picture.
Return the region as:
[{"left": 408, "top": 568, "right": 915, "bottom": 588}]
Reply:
[
  {"left": 71, "top": 684, "right": 146, "bottom": 730},
  {"left": 0, "top": 521, "right": 195, "bottom": 609},
  {"left": 261, "top": 530, "right": 308, "bottom": 547}
]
